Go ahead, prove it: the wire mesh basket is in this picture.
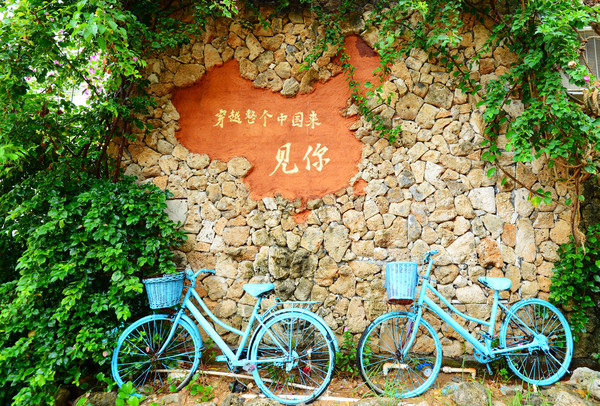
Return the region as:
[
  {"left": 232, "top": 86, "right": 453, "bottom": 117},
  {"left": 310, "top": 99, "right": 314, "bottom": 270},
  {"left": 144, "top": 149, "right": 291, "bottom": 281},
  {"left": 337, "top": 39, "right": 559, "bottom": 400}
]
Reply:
[
  {"left": 142, "top": 271, "right": 185, "bottom": 309},
  {"left": 385, "top": 262, "right": 418, "bottom": 305}
]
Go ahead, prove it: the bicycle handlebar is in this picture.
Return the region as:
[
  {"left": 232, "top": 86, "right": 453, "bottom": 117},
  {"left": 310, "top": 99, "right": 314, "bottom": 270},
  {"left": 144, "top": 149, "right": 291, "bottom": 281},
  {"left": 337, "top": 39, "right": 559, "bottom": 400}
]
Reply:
[
  {"left": 424, "top": 249, "right": 439, "bottom": 258},
  {"left": 186, "top": 268, "right": 216, "bottom": 279}
]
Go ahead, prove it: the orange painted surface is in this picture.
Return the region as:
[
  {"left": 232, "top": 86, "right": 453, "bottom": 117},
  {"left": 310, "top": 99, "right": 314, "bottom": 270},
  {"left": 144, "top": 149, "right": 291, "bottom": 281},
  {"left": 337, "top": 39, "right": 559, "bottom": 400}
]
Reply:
[
  {"left": 352, "top": 179, "right": 368, "bottom": 196},
  {"left": 172, "top": 36, "right": 382, "bottom": 200}
]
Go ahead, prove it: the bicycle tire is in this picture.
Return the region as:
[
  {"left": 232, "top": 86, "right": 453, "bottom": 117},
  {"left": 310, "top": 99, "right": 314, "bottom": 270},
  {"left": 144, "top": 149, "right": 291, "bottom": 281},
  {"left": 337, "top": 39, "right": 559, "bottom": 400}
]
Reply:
[
  {"left": 357, "top": 311, "right": 442, "bottom": 398},
  {"left": 250, "top": 312, "right": 335, "bottom": 404},
  {"left": 111, "top": 314, "right": 202, "bottom": 393},
  {"left": 500, "top": 298, "right": 573, "bottom": 386}
]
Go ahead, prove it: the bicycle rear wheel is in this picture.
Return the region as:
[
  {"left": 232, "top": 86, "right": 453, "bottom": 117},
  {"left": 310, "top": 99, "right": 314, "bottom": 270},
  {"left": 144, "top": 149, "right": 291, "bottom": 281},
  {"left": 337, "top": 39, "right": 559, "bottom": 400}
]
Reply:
[
  {"left": 357, "top": 311, "right": 442, "bottom": 398},
  {"left": 250, "top": 312, "right": 335, "bottom": 404},
  {"left": 111, "top": 314, "right": 201, "bottom": 393},
  {"left": 500, "top": 299, "right": 573, "bottom": 386}
]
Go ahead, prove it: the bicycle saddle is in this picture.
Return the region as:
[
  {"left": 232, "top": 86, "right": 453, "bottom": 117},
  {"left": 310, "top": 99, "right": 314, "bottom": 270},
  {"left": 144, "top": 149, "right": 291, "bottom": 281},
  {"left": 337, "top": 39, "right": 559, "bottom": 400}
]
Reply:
[
  {"left": 243, "top": 283, "right": 275, "bottom": 297},
  {"left": 478, "top": 276, "right": 512, "bottom": 291}
]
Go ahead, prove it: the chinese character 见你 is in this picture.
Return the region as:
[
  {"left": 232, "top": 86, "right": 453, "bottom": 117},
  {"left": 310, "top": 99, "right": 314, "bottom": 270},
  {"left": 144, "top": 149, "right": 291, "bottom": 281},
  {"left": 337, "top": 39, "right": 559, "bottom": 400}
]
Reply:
[
  {"left": 305, "top": 111, "right": 321, "bottom": 129},
  {"left": 214, "top": 109, "right": 227, "bottom": 128},
  {"left": 303, "top": 144, "right": 330, "bottom": 172},
  {"left": 269, "top": 143, "right": 299, "bottom": 176},
  {"left": 260, "top": 110, "right": 273, "bottom": 127}
]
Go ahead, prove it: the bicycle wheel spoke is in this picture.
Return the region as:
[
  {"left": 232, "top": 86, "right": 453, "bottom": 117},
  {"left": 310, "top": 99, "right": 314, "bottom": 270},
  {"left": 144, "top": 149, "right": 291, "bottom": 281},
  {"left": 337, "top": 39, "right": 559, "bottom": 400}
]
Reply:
[
  {"left": 251, "top": 313, "right": 334, "bottom": 404},
  {"left": 112, "top": 315, "right": 200, "bottom": 393},
  {"left": 501, "top": 300, "right": 573, "bottom": 386},
  {"left": 357, "top": 313, "right": 440, "bottom": 398}
]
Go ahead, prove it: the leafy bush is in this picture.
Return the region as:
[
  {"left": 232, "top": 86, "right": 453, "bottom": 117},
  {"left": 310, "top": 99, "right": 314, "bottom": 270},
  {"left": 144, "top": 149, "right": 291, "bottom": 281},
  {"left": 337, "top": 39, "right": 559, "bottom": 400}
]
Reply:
[
  {"left": 335, "top": 328, "right": 358, "bottom": 377},
  {"left": 550, "top": 223, "right": 600, "bottom": 338},
  {"left": 0, "top": 170, "right": 185, "bottom": 405}
]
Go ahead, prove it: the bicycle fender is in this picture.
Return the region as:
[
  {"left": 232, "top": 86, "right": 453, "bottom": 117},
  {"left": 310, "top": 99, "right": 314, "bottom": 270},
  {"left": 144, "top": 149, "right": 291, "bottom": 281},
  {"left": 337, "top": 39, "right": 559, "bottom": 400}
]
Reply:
[
  {"left": 249, "top": 308, "right": 339, "bottom": 353},
  {"left": 367, "top": 310, "right": 415, "bottom": 327},
  {"left": 276, "top": 308, "right": 339, "bottom": 353},
  {"left": 116, "top": 313, "right": 202, "bottom": 348}
]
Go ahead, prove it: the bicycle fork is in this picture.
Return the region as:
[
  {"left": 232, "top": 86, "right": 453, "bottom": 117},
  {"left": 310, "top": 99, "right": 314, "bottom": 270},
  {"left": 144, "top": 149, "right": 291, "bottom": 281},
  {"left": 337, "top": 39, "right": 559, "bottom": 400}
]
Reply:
[{"left": 382, "top": 310, "right": 422, "bottom": 376}]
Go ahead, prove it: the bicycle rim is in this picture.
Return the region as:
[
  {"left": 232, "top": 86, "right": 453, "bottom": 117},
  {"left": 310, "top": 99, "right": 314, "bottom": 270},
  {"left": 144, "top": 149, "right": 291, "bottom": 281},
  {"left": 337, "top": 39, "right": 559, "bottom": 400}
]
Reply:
[
  {"left": 250, "top": 313, "right": 335, "bottom": 404},
  {"left": 500, "top": 299, "right": 573, "bottom": 386},
  {"left": 357, "top": 312, "right": 441, "bottom": 398},
  {"left": 111, "top": 314, "right": 201, "bottom": 394}
]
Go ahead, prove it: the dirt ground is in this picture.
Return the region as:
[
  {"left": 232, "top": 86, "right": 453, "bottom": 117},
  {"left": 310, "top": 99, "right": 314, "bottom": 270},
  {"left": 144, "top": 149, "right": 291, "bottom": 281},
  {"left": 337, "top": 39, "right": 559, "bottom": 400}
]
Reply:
[{"left": 141, "top": 363, "right": 548, "bottom": 406}]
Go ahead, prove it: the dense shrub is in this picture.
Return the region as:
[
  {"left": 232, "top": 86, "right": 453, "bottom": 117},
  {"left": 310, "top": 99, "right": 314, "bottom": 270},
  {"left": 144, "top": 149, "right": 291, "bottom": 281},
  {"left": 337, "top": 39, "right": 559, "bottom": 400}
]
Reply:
[{"left": 0, "top": 171, "right": 185, "bottom": 405}]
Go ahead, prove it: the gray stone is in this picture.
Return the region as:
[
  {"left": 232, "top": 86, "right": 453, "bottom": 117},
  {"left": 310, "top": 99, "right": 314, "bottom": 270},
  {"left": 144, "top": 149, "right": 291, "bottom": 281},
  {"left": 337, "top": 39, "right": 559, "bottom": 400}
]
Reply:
[
  {"left": 300, "top": 226, "right": 323, "bottom": 253},
  {"left": 481, "top": 214, "right": 504, "bottom": 238},
  {"left": 274, "top": 61, "right": 292, "bottom": 79},
  {"left": 246, "top": 33, "right": 264, "bottom": 60},
  {"left": 220, "top": 393, "right": 243, "bottom": 406},
  {"left": 446, "top": 232, "right": 476, "bottom": 264},
  {"left": 330, "top": 265, "right": 356, "bottom": 297},
  {"left": 174, "top": 64, "right": 205, "bottom": 87},
  {"left": 515, "top": 219, "right": 536, "bottom": 263},
  {"left": 568, "top": 367, "right": 600, "bottom": 400},
  {"left": 255, "top": 50, "right": 274, "bottom": 72},
  {"left": 227, "top": 156, "right": 252, "bottom": 177},
  {"left": 424, "top": 83, "right": 454, "bottom": 109},
  {"left": 397, "top": 169, "right": 416, "bottom": 187},
  {"left": 74, "top": 392, "right": 117, "bottom": 406},
  {"left": 187, "top": 153, "right": 210, "bottom": 169},
  {"left": 456, "top": 284, "right": 486, "bottom": 304},
  {"left": 407, "top": 214, "right": 422, "bottom": 242},
  {"left": 268, "top": 246, "right": 292, "bottom": 280},
  {"left": 239, "top": 57, "right": 258, "bottom": 80},
  {"left": 204, "top": 44, "right": 223, "bottom": 70},
  {"left": 415, "top": 103, "right": 440, "bottom": 129},
  {"left": 244, "top": 397, "right": 279, "bottom": 406},
  {"left": 204, "top": 276, "right": 228, "bottom": 300},
  {"left": 261, "top": 34, "right": 285, "bottom": 51},
  {"left": 324, "top": 224, "right": 351, "bottom": 262},
  {"left": 452, "top": 381, "right": 489, "bottom": 406},
  {"left": 547, "top": 387, "right": 590, "bottom": 406},
  {"left": 281, "top": 78, "right": 300, "bottom": 97},
  {"left": 165, "top": 199, "right": 188, "bottom": 225},
  {"left": 469, "top": 187, "right": 496, "bottom": 213},
  {"left": 355, "top": 399, "right": 405, "bottom": 406},
  {"left": 253, "top": 70, "right": 283, "bottom": 92},
  {"left": 290, "top": 248, "right": 317, "bottom": 279},
  {"left": 396, "top": 93, "right": 424, "bottom": 120},
  {"left": 515, "top": 188, "right": 535, "bottom": 217}
]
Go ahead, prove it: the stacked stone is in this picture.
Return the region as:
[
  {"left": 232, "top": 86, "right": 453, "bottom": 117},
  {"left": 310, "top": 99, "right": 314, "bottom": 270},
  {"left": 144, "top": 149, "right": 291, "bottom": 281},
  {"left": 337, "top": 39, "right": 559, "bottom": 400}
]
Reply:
[{"left": 121, "top": 6, "right": 573, "bottom": 353}]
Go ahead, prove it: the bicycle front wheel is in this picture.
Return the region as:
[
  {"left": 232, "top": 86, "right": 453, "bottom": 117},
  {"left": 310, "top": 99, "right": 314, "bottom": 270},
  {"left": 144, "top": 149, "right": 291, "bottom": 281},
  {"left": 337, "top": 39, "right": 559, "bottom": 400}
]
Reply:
[
  {"left": 500, "top": 299, "right": 573, "bottom": 386},
  {"left": 357, "top": 311, "right": 442, "bottom": 398},
  {"left": 250, "top": 312, "right": 335, "bottom": 404},
  {"left": 111, "top": 314, "right": 202, "bottom": 393}
]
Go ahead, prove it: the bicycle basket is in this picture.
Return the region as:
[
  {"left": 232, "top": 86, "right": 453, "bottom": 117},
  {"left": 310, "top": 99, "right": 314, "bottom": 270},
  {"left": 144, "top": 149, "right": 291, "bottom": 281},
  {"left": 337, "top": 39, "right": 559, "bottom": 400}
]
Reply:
[
  {"left": 385, "top": 262, "right": 418, "bottom": 305},
  {"left": 142, "top": 272, "right": 185, "bottom": 309}
]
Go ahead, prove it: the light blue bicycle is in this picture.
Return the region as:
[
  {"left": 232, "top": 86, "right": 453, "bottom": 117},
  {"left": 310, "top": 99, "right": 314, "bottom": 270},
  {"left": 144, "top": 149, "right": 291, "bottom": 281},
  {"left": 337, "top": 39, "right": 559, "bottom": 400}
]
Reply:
[
  {"left": 111, "top": 269, "right": 337, "bottom": 404},
  {"left": 357, "top": 250, "right": 573, "bottom": 398}
]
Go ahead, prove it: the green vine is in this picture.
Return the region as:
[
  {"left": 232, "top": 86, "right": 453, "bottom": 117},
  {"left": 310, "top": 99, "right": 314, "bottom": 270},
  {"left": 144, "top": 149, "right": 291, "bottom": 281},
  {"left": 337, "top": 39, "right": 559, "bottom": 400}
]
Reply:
[{"left": 550, "top": 223, "right": 600, "bottom": 338}]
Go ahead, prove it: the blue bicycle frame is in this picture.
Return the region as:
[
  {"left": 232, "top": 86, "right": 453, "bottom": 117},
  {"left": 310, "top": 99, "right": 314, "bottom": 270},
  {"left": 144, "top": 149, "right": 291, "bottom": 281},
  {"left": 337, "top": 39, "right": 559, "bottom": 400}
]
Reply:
[
  {"left": 157, "top": 269, "right": 287, "bottom": 368},
  {"left": 406, "top": 253, "right": 547, "bottom": 361}
]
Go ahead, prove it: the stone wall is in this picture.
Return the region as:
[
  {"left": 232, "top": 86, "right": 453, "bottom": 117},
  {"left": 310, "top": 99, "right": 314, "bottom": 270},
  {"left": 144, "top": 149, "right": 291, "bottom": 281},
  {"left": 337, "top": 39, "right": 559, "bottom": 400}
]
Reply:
[{"left": 121, "top": 4, "right": 577, "bottom": 355}]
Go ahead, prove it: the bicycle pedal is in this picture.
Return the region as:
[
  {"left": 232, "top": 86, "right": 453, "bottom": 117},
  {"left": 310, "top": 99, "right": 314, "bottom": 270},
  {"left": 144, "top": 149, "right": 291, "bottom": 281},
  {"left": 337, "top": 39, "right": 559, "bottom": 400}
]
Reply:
[{"left": 229, "top": 380, "right": 247, "bottom": 393}]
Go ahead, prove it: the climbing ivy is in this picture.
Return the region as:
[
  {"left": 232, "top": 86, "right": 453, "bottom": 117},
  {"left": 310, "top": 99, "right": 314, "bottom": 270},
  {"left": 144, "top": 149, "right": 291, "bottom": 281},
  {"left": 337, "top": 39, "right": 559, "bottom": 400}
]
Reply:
[{"left": 550, "top": 223, "right": 600, "bottom": 338}]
